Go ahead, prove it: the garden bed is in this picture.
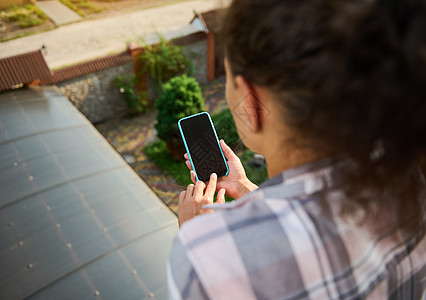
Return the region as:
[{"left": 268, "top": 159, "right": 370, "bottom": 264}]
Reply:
[
  {"left": 96, "top": 77, "right": 268, "bottom": 212},
  {"left": 0, "top": 4, "right": 54, "bottom": 40}
]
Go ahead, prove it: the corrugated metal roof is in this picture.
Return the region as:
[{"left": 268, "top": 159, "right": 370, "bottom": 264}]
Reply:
[
  {"left": 42, "top": 51, "right": 133, "bottom": 85},
  {"left": 192, "top": 9, "right": 224, "bottom": 34},
  {"left": 0, "top": 50, "right": 133, "bottom": 91},
  {"left": 0, "top": 87, "right": 178, "bottom": 299},
  {"left": 0, "top": 50, "right": 52, "bottom": 92}
]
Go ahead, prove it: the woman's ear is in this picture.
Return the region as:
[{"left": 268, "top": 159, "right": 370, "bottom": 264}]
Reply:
[{"left": 234, "top": 75, "right": 262, "bottom": 132}]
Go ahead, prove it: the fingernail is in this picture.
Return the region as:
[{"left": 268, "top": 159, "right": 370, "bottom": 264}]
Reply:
[{"left": 211, "top": 173, "right": 217, "bottom": 179}]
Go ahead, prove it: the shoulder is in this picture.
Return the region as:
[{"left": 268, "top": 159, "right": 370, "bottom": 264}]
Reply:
[
  {"left": 172, "top": 191, "right": 321, "bottom": 299},
  {"left": 170, "top": 160, "right": 349, "bottom": 299},
  {"left": 178, "top": 188, "right": 316, "bottom": 251}
]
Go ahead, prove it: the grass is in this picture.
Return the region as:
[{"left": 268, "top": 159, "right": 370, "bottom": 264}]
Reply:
[
  {"left": 59, "top": 0, "right": 105, "bottom": 17},
  {"left": 240, "top": 149, "right": 268, "bottom": 187},
  {"left": 77, "top": 2, "right": 104, "bottom": 14},
  {"left": 144, "top": 139, "right": 193, "bottom": 186},
  {"left": 59, "top": 0, "right": 84, "bottom": 16},
  {"left": 144, "top": 108, "right": 268, "bottom": 199},
  {"left": 1, "top": 5, "right": 48, "bottom": 28}
]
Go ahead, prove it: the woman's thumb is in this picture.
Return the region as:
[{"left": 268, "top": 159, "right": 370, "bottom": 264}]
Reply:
[
  {"left": 220, "top": 139, "right": 238, "bottom": 161},
  {"left": 216, "top": 188, "right": 226, "bottom": 204}
]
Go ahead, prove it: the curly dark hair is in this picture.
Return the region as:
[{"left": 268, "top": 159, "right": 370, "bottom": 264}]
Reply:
[{"left": 221, "top": 0, "right": 426, "bottom": 233}]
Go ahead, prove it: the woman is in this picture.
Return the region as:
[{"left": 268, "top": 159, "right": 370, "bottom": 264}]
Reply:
[{"left": 168, "top": 0, "right": 426, "bottom": 299}]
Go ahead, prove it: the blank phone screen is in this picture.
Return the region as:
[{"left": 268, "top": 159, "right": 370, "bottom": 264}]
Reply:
[{"left": 179, "top": 113, "right": 228, "bottom": 182}]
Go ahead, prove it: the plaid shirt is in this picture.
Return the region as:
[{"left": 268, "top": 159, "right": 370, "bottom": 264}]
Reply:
[{"left": 167, "top": 159, "right": 426, "bottom": 299}]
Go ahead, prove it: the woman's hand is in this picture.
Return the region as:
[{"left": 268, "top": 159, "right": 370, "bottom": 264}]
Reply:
[
  {"left": 178, "top": 173, "right": 226, "bottom": 227},
  {"left": 184, "top": 139, "right": 258, "bottom": 200}
]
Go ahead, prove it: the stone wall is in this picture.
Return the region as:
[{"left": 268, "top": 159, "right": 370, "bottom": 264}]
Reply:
[
  {"left": 57, "top": 62, "right": 133, "bottom": 124},
  {"left": 57, "top": 37, "right": 207, "bottom": 124},
  {"left": 184, "top": 38, "right": 208, "bottom": 85}
]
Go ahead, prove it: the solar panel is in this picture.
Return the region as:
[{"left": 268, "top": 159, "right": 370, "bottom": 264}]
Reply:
[{"left": 0, "top": 87, "right": 177, "bottom": 299}]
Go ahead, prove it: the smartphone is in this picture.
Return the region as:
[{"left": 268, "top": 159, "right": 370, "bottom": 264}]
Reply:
[{"left": 178, "top": 112, "right": 229, "bottom": 182}]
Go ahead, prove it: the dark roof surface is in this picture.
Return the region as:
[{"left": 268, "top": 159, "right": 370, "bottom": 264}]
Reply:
[
  {"left": 193, "top": 9, "right": 224, "bottom": 34},
  {"left": 0, "top": 50, "right": 52, "bottom": 91},
  {"left": 0, "top": 87, "right": 178, "bottom": 299},
  {"left": 41, "top": 51, "right": 133, "bottom": 85},
  {"left": 0, "top": 50, "right": 132, "bottom": 91}
]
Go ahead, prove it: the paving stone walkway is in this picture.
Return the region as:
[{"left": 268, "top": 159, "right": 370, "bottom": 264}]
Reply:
[
  {"left": 95, "top": 76, "right": 227, "bottom": 213},
  {"left": 36, "top": 1, "right": 82, "bottom": 25}
]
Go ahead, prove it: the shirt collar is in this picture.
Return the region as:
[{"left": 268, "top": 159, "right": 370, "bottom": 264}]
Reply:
[
  {"left": 260, "top": 157, "right": 339, "bottom": 189},
  {"left": 205, "top": 157, "right": 342, "bottom": 211}
]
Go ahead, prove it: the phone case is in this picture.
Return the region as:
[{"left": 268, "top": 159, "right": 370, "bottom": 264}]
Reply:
[{"left": 178, "top": 112, "right": 229, "bottom": 182}]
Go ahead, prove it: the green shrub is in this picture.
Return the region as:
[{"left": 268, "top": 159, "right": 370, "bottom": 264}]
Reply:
[
  {"left": 155, "top": 75, "right": 204, "bottom": 140},
  {"left": 144, "top": 140, "right": 193, "bottom": 187},
  {"left": 115, "top": 74, "right": 146, "bottom": 114},
  {"left": 155, "top": 75, "right": 204, "bottom": 160},
  {"left": 211, "top": 108, "right": 241, "bottom": 148},
  {"left": 136, "top": 37, "right": 194, "bottom": 87}
]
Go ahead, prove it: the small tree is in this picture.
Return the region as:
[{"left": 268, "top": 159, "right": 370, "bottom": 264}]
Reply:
[
  {"left": 136, "top": 36, "right": 194, "bottom": 91},
  {"left": 141, "top": 38, "right": 193, "bottom": 83},
  {"left": 155, "top": 75, "right": 205, "bottom": 160}
]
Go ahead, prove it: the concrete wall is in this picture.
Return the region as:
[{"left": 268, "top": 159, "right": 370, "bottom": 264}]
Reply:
[{"left": 57, "top": 62, "right": 133, "bottom": 124}]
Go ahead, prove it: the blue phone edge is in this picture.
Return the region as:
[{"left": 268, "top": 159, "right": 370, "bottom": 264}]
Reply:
[{"left": 178, "top": 111, "right": 230, "bottom": 182}]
